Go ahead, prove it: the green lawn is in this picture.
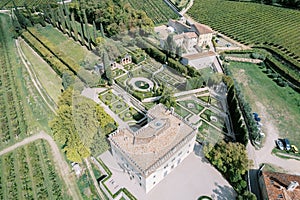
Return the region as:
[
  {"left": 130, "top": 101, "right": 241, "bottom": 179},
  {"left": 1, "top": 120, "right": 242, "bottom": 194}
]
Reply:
[
  {"left": 175, "top": 104, "right": 191, "bottom": 118},
  {"left": 178, "top": 100, "right": 204, "bottom": 115},
  {"left": 228, "top": 61, "right": 300, "bottom": 147},
  {"left": 34, "top": 24, "right": 99, "bottom": 65},
  {"left": 119, "top": 108, "right": 145, "bottom": 122},
  {"left": 198, "top": 120, "right": 224, "bottom": 145},
  {"left": 99, "top": 91, "right": 119, "bottom": 105},
  {"left": 19, "top": 39, "right": 62, "bottom": 103}
]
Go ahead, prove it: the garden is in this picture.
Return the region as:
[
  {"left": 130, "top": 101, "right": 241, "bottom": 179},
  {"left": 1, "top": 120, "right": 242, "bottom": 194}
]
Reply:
[
  {"left": 119, "top": 108, "right": 145, "bottom": 122},
  {"left": 99, "top": 90, "right": 145, "bottom": 124},
  {"left": 178, "top": 100, "right": 204, "bottom": 115},
  {"left": 115, "top": 59, "right": 188, "bottom": 102}
]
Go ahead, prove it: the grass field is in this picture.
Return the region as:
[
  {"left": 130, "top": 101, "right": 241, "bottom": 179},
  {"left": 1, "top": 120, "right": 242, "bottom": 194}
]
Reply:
[
  {"left": 19, "top": 39, "right": 63, "bottom": 104},
  {"left": 188, "top": 0, "right": 300, "bottom": 64},
  {"left": 227, "top": 61, "right": 300, "bottom": 147},
  {"left": 0, "top": 140, "right": 70, "bottom": 199},
  {"left": 33, "top": 24, "right": 99, "bottom": 66}
]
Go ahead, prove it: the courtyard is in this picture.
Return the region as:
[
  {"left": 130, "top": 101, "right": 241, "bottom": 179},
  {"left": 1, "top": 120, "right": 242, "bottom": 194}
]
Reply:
[{"left": 98, "top": 143, "right": 236, "bottom": 200}]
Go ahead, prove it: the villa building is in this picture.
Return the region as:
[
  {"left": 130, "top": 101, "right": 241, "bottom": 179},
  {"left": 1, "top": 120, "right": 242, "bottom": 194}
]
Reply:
[
  {"left": 168, "top": 19, "right": 214, "bottom": 49},
  {"left": 108, "top": 104, "right": 197, "bottom": 193}
]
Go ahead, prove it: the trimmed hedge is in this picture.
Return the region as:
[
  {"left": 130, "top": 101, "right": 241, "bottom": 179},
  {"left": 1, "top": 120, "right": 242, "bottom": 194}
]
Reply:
[
  {"left": 27, "top": 27, "right": 80, "bottom": 74},
  {"left": 97, "top": 158, "right": 137, "bottom": 200},
  {"left": 21, "top": 31, "right": 70, "bottom": 76}
]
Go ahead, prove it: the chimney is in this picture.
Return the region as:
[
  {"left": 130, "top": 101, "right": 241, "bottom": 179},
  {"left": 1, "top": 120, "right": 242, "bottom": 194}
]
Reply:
[
  {"left": 287, "top": 181, "right": 299, "bottom": 191},
  {"left": 170, "top": 107, "right": 174, "bottom": 115}
]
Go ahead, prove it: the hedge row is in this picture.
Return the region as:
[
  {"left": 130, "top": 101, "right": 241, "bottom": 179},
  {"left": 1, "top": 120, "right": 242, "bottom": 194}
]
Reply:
[
  {"left": 136, "top": 37, "right": 200, "bottom": 77},
  {"left": 255, "top": 45, "right": 300, "bottom": 71},
  {"left": 224, "top": 76, "right": 249, "bottom": 145},
  {"left": 21, "top": 31, "right": 70, "bottom": 77},
  {"left": 97, "top": 158, "right": 137, "bottom": 200},
  {"left": 27, "top": 27, "right": 80, "bottom": 74},
  {"left": 264, "top": 56, "right": 300, "bottom": 92}
]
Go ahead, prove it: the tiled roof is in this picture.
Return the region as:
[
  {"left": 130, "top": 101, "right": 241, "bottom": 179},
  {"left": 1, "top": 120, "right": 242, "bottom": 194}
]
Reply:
[
  {"left": 183, "top": 51, "right": 216, "bottom": 60},
  {"left": 192, "top": 22, "right": 213, "bottom": 34},
  {"left": 109, "top": 104, "right": 196, "bottom": 176},
  {"left": 261, "top": 171, "right": 300, "bottom": 200},
  {"left": 184, "top": 32, "right": 198, "bottom": 39}
]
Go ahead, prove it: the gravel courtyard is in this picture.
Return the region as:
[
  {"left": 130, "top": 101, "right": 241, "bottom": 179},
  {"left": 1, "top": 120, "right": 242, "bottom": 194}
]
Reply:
[{"left": 99, "top": 143, "right": 236, "bottom": 200}]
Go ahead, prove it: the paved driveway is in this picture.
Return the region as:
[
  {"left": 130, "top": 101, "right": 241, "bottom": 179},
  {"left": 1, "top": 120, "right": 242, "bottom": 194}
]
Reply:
[{"left": 99, "top": 144, "right": 236, "bottom": 200}]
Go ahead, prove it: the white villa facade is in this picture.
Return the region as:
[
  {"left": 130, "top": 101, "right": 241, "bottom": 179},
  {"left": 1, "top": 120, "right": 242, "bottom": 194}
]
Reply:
[{"left": 109, "top": 104, "right": 197, "bottom": 193}]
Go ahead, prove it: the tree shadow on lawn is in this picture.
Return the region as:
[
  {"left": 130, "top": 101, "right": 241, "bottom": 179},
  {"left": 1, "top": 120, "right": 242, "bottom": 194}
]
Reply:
[{"left": 212, "top": 183, "right": 236, "bottom": 200}]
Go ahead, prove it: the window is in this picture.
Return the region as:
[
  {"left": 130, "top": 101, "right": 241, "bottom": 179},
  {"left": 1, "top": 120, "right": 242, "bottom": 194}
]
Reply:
[
  {"left": 164, "top": 165, "right": 168, "bottom": 169},
  {"left": 171, "top": 165, "right": 174, "bottom": 169},
  {"left": 187, "top": 150, "right": 190, "bottom": 154},
  {"left": 172, "top": 158, "right": 175, "bottom": 162},
  {"left": 164, "top": 171, "right": 168, "bottom": 177},
  {"left": 178, "top": 151, "right": 182, "bottom": 156},
  {"left": 153, "top": 182, "right": 156, "bottom": 185},
  {"left": 139, "top": 183, "right": 142, "bottom": 187},
  {"left": 177, "top": 158, "right": 181, "bottom": 165},
  {"left": 153, "top": 175, "right": 156, "bottom": 178}
]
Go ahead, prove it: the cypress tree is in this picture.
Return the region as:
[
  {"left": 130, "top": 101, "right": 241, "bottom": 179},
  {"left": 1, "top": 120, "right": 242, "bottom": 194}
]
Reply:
[
  {"left": 79, "top": 16, "right": 85, "bottom": 46},
  {"left": 71, "top": 12, "right": 78, "bottom": 41},
  {"left": 59, "top": 5, "right": 66, "bottom": 34},
  {"left": 92, "top": 20, "right": 97, "bottom": 43},
  {"left": 100, "top": 23, "right": 105, "bottom": 38},
  {"left": 83, "top": 10, "right": 92, "bottom": 50}
]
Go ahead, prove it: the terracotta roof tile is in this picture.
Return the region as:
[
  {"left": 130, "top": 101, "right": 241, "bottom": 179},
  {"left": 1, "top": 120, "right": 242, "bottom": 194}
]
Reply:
[
  {"left": 261, "top": 171, "right": 300, "bottom": 200},
  {"left": 193, "top": 22, "right": 213, "bottom": 34}
]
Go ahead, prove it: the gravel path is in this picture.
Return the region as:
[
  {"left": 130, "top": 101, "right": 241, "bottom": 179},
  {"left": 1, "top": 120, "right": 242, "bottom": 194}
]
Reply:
[
  {"left": 247, "top": 102, "right": 300, "bottom": 175},
  {"left": 15, "top": 38, "right": 57, "bottom": 114},
  {"left": 0, "top": 132, "right": 82, "bottom": 200}
]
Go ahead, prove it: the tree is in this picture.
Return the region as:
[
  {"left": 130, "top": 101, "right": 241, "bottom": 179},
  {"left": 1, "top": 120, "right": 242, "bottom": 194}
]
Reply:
[
  {"left": 102, "top": 51, "right": 113, "bottom": 85},
  {"left": 165, "top": 34, "right": 176, "bottom": 58},
  {"left": 71, "top": 12, "right": 78, "bottom": 41},
  {"left": 204, "top": 141, "right": 252, "bottom": 195},
  {"left": 159, "top": 87, "right": 176, "bottom": 109},
  {"left": 176, "top": 45, "right": 183, "bottom": 58},
  {"left": 62, "top": 72, "right": 75, "bottom": 89}
]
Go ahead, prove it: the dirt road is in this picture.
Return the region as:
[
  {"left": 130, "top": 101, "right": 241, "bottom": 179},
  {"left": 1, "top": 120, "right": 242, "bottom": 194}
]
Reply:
[
  {"left": 247, "top": 102, "right": 300, "bottom": 175},
  {"left": 15, "top": 38, "right": 57, "bottom": 114},
  {"left": 0, "top": 132, "right": 82, "bottom": 200}
]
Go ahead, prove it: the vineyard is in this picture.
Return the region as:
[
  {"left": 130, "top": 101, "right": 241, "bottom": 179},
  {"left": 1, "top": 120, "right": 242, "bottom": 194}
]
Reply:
[
  {"left": 127, "top": 0, "right": 178, "bottom": 24},
  {"left": 0, "top": 0, "right": 57, "bottom": 8},
  {"left": 0, "top": 14, "right": 28, "bottom": 149},
  {"left": 0, "top": 140, "right": 70, "bottom": 199},
  {"left": 188, "top": 0, "right": 300, "bottom": 65}
]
